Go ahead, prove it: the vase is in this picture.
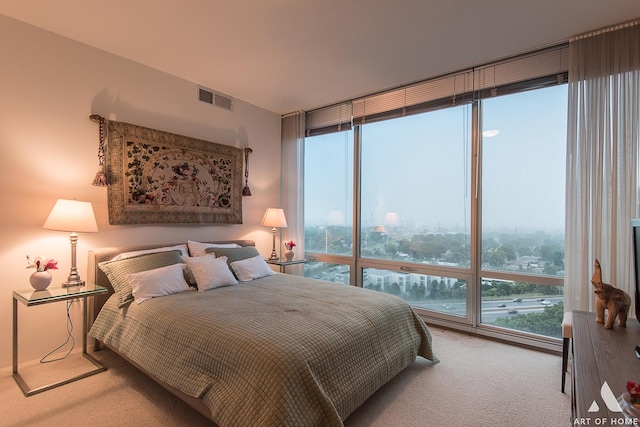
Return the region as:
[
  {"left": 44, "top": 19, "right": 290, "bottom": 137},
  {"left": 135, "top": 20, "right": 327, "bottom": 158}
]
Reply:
[
  {"left": 29, "top": 270, "right": 52, "bottom": 291},
  {"left": 618, "top": 392, "right": 640, "bottom": 422},
  {"left": 284, "top": 249, "right": 294, "bottom": 261}
]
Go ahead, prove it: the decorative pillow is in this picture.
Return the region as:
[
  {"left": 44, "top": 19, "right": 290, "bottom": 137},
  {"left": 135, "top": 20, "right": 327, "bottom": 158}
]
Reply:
[
  {"left": 128, "top": 263, "right": 190, "bottom": 304},
  {"left": 110, "top": 244, "right": 189, "bottom": 261},
  {"left": 205, "top": 246, "right": 261, "bottom": 265},
  {"left": 187, "top": 240, "right": 241, "bottom": 257},
  {"left": 230, "top": 255, "right": 276, "bottom": 282},
  {"left": 99, "top": 250, "right": 184, "bottom": 308},
  {"left": 182, "top": 255, "right": 238, "bottom": 291}
]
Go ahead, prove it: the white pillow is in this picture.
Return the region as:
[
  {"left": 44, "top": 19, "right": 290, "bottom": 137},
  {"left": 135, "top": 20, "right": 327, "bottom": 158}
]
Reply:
[
  {"left": 182, "top": 254, "right": 217, "bottom": 286},
  {"left": 183, "top": 255, "right": 238, "bottom": 291},
  {"left": 110, "top": 244, "right": 189, "bottom": 261},
  {"left": 180, "top": 255, "right": 198, "bottom": 286},
  {"left": 187, "top": 240, "right": 241, "bottom": 257},
  {"left": 128, "top": 263, "right": 190, "bottom": 304},
  {"left": 230, "top": 255, "right": 275, "bottom": 282}
]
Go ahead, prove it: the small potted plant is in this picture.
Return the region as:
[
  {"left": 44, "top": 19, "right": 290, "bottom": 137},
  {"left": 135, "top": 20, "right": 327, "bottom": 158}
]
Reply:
[
  {"left": 284, "top": 240, "right": 296, "bottom": 261},
  {"left": 26, "top": 255, "right": 58, "bottom": 290}
]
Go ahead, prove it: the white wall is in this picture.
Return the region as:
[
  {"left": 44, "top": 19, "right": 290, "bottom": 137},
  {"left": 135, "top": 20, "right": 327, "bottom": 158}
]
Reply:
[{"left": 0, "top": 15, "right": 282, "bottom": 369}]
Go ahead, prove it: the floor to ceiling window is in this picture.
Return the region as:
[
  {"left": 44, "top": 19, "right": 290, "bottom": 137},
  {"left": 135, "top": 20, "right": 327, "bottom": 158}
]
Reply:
[
  {"left": 304, "top": 130, "right": 354, "bottom": 283},
  {"left": 359, "top": 106, "right": 472, "bottom": 318},
  {"left": 479, "top": 85, "right": 567, "bottom": 339},
  {"left": 303, "top": 45, "right": 568, "bottom": 347}
]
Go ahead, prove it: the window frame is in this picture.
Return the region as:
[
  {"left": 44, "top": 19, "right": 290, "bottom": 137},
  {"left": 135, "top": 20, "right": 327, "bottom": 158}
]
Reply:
[{"left": 302, "top": 45, "right": 568, "bottom": 351}]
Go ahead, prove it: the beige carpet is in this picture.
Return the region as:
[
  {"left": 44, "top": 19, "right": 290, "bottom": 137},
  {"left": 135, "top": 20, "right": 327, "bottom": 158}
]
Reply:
[{"left": 0, "top": 328, "right": 570, "bottom": 427}]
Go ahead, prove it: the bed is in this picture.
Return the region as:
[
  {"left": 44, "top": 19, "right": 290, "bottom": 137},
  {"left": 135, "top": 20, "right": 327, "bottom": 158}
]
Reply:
[{"left": 87, "top": 240, "right": 439, "bottom": 426}]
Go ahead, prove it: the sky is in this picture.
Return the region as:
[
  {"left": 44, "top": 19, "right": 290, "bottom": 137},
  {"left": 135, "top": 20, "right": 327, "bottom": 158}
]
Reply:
[{"left": 304, "top": 84, "right": 568, "bottom": 236}]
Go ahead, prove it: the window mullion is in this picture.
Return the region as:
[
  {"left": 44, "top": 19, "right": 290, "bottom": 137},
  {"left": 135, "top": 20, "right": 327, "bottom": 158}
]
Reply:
[
  {"left": 353, "top": 125, "right": 363, "bottom": 286},
  {"left": 470, "top": 100, "right": 482, "bottom": 327}
]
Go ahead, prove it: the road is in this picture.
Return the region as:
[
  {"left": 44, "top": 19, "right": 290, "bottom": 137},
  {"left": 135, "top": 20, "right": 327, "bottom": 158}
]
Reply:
[{"left": 412, "top": 296, "right": 563, "bottom": 322}]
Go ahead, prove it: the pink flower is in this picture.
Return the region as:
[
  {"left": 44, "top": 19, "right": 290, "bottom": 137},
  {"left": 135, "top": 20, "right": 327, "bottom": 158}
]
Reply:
[
  {"left": 26, "top": 255, "right": 58, "bottom": 272},
  {"left": 627, "top": 381, "right": 640, "bottom": 405},
  {"left": 284, "top": 240, "right": 296, "bottom": 250},
  {"left": 43, "top": 260, "right": 58, "bottom": 271}
]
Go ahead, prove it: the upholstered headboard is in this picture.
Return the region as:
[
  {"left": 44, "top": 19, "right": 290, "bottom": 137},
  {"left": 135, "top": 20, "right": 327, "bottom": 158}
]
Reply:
[{"left": 87, "top": 240, "right": 256, "bottom": 320}]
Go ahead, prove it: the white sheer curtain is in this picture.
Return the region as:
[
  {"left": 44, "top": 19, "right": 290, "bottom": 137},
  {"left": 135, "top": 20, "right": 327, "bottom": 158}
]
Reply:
[
  {"left": 281, "top": 112, "right": 305, "bottom": 274},
  {"left": 565, "top": 20, "right": 640, "bottom": 313}
]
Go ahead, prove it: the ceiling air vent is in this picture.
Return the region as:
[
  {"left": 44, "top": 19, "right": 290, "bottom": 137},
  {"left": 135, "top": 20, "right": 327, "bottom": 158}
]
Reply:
[{"left": 198, "top": 86, "right": 233, "bottom": 111}]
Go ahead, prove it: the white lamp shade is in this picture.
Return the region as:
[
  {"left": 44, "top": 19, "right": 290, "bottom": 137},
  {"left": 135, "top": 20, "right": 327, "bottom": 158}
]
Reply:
[
  {"left": 43, "top": 199, "right": 98, "bottom": 233},
  {"left": 261, "top": 208, "right": 288, "bottom": 228}
]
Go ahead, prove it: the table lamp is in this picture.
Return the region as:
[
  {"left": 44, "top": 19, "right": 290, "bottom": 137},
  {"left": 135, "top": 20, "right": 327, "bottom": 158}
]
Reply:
[
  {"left": 43, "top": 199, "right": 98, "bottom": 287},
  {"left": 261, "top": 208, "right": 287, "bottom": 260}
]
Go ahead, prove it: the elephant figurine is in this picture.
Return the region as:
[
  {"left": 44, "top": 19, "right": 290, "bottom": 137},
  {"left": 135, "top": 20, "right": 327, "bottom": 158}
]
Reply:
[{"left": 591, "top": 259, "right": 631, "bottom": 329}]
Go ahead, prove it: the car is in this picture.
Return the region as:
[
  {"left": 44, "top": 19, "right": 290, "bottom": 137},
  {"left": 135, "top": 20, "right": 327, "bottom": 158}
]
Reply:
[
  {"left": 497, "top": 303, "right": 506, "bottom": 308},
  {"left": 507, "top": 309, "right": 518, "bottom": 314},
  {"left": 541, "top": 300, "right": 551, "bottom": 305},
  {"left": 441, "top": 304, "right": 455, "bottom": 310},
  {"left": 536, "top": 298, "right": 545, "bottom": 301},
  {"left": 512, "top": 298, "right": 522, "bottom": 302}
]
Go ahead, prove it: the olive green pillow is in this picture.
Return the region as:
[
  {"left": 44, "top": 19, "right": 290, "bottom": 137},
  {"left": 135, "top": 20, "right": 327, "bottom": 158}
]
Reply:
[
  {"left": 99, "top": 250, "right": 184, "bottom": 308},
  {"left": 205, "top": 246, "right": 261, "bottom": 267}
]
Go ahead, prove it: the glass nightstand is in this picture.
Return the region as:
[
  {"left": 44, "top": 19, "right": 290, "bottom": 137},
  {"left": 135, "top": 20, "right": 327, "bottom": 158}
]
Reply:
[
  {"left": 266, "top": 259, "right": 307, "bottom": 273},
  {"left": 12, "top": 283, "right": 108, "bottom": 396}
]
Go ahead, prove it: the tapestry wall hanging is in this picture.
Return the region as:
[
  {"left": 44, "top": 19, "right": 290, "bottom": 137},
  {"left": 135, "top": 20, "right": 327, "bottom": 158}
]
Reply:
[{"left": 106, "top": 120, "right": 243, "bottom": 224}]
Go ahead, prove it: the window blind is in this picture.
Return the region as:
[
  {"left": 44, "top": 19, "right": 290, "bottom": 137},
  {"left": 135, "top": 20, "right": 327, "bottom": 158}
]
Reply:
[
  {"left": 305, "top": 43, "right": 568, "bottom": 136},
  {"left": 305, "top": 102, "right": 353, "bottom": 136},
  {"left": 352, "top": 71, "right": 474, "bottom": 126},
  {"left": 474, "top": 44, "right": 569, "bottom": 99}
]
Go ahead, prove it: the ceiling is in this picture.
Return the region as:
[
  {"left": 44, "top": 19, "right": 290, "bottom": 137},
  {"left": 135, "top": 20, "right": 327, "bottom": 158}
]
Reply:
[{"left": 1, "top": 0, "right": 639, "bottom": 115}]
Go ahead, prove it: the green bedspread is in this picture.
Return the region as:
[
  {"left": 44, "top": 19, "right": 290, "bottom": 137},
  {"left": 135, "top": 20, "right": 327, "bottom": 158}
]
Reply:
[{"left": 89, "top": 273, "right": 438, "bottom": 426}]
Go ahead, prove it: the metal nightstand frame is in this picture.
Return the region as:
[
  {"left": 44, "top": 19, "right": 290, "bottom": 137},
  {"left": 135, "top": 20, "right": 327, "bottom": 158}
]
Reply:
[{"left": 12, "top": 284, "right": 108, "bottom": 396}]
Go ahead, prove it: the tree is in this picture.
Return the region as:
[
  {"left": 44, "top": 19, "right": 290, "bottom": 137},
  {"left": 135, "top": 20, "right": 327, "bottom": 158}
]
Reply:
[
  {"left": 384, "top": 243, "right": 398, "bottom": 257},
  {"left": 429, "top": 279, "right": 440, "bottom": 298},
  {"left": 452, "top": 281, "right": 465, "bottom": 299},
  {"left": 365, "top": 283, "right": 381, "bottom": 292},
  {"left": 494, "top": 281, "right": 514, "bottom": 296},
  {"left": 500, "top": 243, "right": 517, "bottom": 261},
  {"left": 485, "top": 250, "right": 506, "bottom": 267},
  {"left": 543, "top": 263, "right": 560, "bottom": 275},
  {"left": 492, "top": 302, "right": 564, "bottom": 338},
  {"left": 539, "top": 241, "right": 563, "bottom": 264},
  {"left": 397, "top": 239, "right": 411, "bottom": 254},
  {"left": 551, "top": 250, "right": 564, "bottom": 268},
  {"left": 409, "top": 283, "right": 426, "bottom": 299},
  {"left": 386, "top": 282, "right": 401, "bottom": 295}
]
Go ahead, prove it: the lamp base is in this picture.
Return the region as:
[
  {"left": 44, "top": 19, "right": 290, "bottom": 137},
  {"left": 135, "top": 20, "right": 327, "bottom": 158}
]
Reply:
[
  {"left": 269, "top": 227, "right": 279, "bottom": 260},
  {"left": 62, "top": 280, "right": 85, "bottom": 288}
]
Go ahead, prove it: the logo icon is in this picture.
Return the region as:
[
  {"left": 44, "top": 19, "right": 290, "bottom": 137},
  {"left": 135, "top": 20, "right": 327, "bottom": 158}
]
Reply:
[{"left": 587, "top": 381, "right": 623, "bottom": 413}]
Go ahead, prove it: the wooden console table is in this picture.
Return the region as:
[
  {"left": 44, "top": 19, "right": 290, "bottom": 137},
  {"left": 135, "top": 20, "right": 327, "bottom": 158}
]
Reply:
[{"left": 572, "top": 310, "right": 640, "bottom": 423}]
